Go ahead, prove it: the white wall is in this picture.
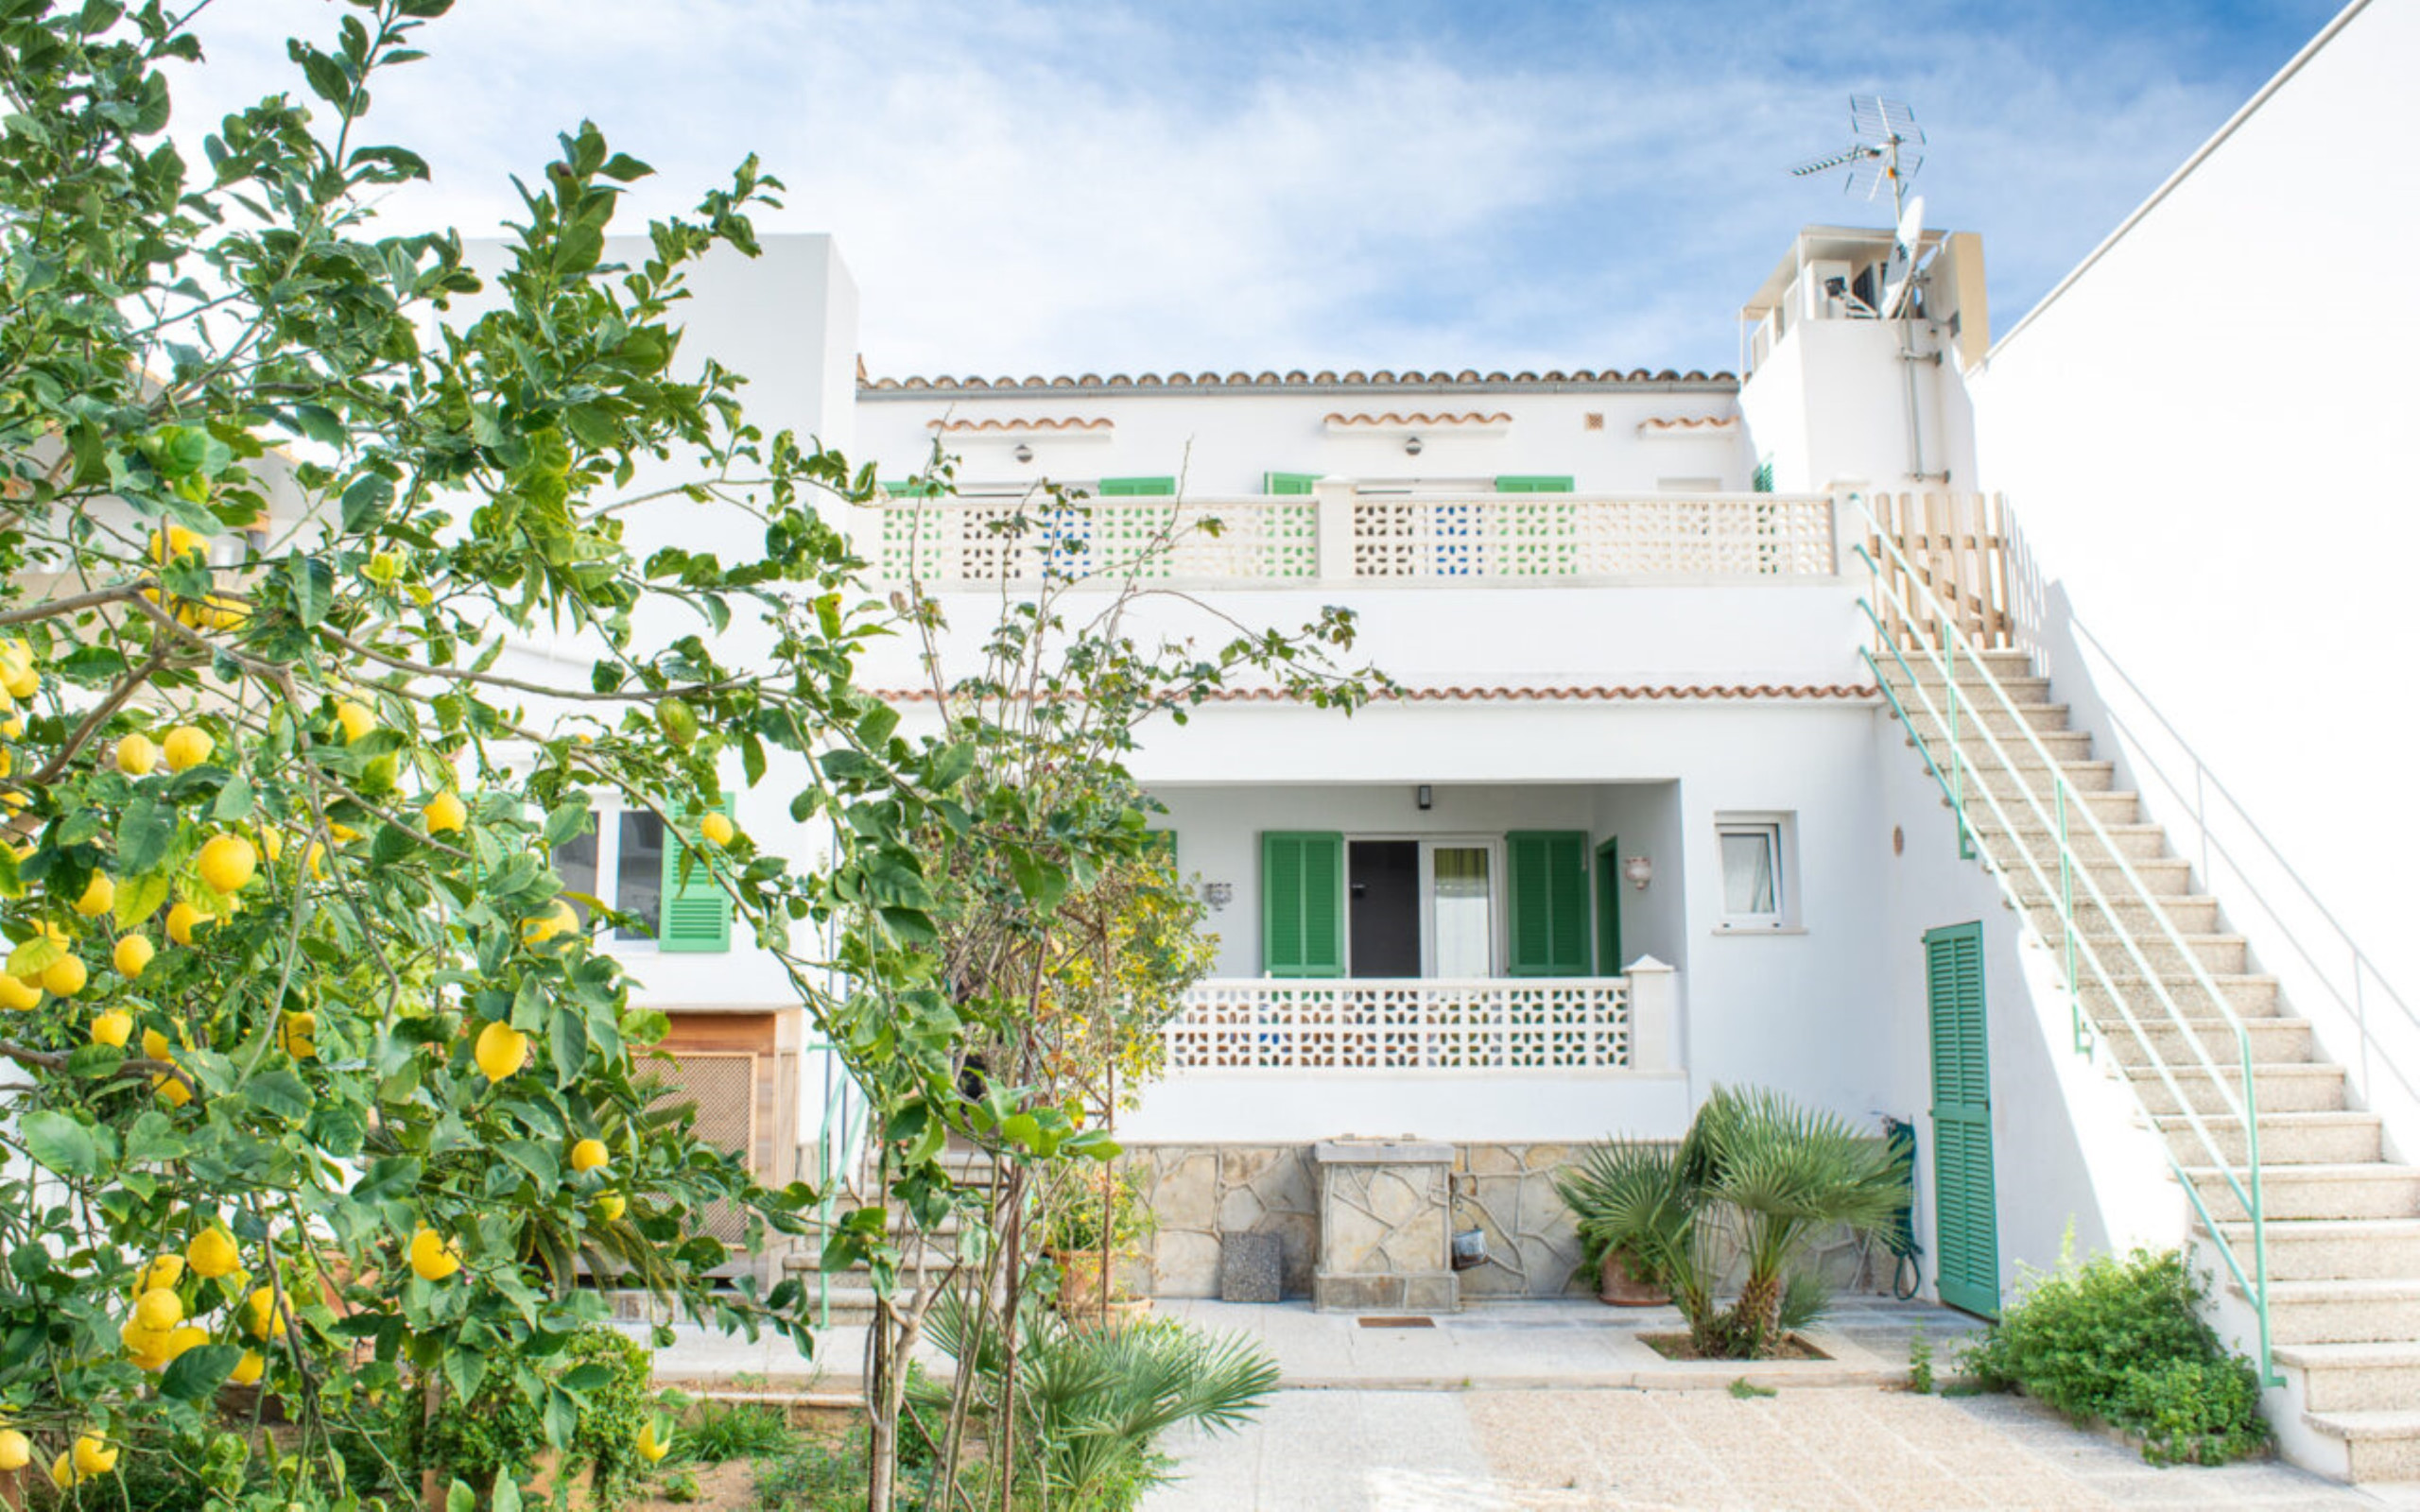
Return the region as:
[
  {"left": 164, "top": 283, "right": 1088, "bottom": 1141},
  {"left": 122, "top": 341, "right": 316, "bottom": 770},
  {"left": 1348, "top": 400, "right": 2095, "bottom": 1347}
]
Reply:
[{"left": 1962, "top": 0, "right": 2420, "bottom": 1150}]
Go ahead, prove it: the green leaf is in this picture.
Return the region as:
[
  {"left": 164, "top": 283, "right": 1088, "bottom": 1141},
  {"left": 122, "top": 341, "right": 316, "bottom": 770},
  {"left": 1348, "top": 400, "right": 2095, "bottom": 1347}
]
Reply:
[
  {"left": 116, "top": 796, "right": 175, "bottom": 872},
  {"left": 113, "top": 870, "right": 171, "bottom": 930},
  {"left": 340, "top": 474, "right": 395, "bottom": 532},
  {"left": 21, "top": 1111, "right": 98, "bottom": 1178},
  {"left": 448, "top": 1482, "right": 475, "bottom": 1512},
  {"left": 286, "top": 554, "right": 334, "bottom": 627},
  {"left": 549, "top": 1005, "right": 586, "bottom": 1086},
  {"left": 212, "top": 771, "right": 254, "bottom": 821},
  {"left": 246, "top": 1070, "right": 313, "bottom": 1124},
  {"left": 161, "top": 1343, "right": 242, "bottom": 1401},
  {"left": 3, "top": 936, "right": 60, "bottom": 977}
]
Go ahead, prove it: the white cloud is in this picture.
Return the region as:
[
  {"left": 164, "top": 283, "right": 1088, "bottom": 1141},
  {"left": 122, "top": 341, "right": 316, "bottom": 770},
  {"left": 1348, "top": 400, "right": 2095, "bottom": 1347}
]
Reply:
[{"left": 163, "top": 0, "right": 2309, "bottom": 377}]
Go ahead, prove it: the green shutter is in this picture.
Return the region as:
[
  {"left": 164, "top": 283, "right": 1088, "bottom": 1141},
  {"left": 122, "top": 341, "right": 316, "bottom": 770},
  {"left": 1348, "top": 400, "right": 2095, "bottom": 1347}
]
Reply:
[
  {"left": 1494, "top": 475, "right": 1574, "bottom": 494},
  {"left": 1926, "top": 922, "right": 1999, "bottom": 1317},
  {"left": 1507, "top": 831, "right": 1592, "bottom": 976},
  {"left": 1263, "top": 472, "right": 1319, "bottom": 495},
  {"left": 659, "top": 793, "right": 735, "bottom": 954},
  {"left": 1261, "top": 832, "right": 1343, "bottom": 977},
  {"left": 1098, "top": 476, "right": 1176, "bottom": 497},
  {"left": 1752, "top": 458, "right": 1775, "bottom": 494},
  {"left": 879, "top": 478, "right": 944, "bottom": 498}
]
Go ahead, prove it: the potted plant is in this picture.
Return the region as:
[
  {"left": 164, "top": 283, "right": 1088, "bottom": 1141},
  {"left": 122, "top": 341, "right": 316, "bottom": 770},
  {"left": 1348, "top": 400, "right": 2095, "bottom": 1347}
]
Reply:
[{"left": 1042, "top": 1164, "right": 1156, "bottom": 1318}]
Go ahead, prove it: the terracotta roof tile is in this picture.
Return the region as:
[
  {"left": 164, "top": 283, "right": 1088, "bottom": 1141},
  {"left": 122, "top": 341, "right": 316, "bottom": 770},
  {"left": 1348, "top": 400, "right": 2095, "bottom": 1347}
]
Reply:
[
  {"left": 1638, "top": 415, "right": 1737, "bottom": 432},
  {"left": 872, "top": 682, "right": 1876, "bottom": 705},
  {"left": 860, "top": 368, "right": 1737, "bottom": 395},
  {"left": 926, "top": 416, "right": 1114, "bottom": 434},
  {"left": 1323, "top": 411, "right": 1513, "bottom": 428}
]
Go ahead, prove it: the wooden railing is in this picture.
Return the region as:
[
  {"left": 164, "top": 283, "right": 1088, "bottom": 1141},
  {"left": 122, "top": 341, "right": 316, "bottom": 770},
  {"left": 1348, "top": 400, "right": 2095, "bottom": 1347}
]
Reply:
[
  {"left": 1866, "top": 491, "right": 2012, "bottom": 649},
  {"left": 873, "top": 486, "right": 1837, "bottom": 588}
]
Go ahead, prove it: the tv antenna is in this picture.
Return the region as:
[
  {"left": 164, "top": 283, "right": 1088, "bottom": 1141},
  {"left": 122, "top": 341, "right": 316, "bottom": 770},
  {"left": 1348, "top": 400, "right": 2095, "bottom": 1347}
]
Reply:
[{"left": 1792, "top": 95, "right": 1924, "bottom": 220}]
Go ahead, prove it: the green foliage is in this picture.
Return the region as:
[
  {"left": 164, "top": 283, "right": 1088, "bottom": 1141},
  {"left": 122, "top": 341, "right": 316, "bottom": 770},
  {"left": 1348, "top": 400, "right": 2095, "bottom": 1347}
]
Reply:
[
  {"left": 1962, "top": 1246, "right": 2271, "bottom": 1465},
  {"left": 667, "top": 1399, "right": 794, "bottom": 1465},
  {"left": 1908, "top": 1327, "right": 1935, "bottom": 1395},
  {"left": 1727, "top": 1378, "right": 1775, "bottom": 1400},
  {"left": 1040, "top": 1163, "right": 1156, "bottom": 1256},
  {"left": 427, "top": 1324, "right": 656, "bottom": 1503},
  {"left": 1556, "top": 1085, "right": 1909, "bottom": 1358}
]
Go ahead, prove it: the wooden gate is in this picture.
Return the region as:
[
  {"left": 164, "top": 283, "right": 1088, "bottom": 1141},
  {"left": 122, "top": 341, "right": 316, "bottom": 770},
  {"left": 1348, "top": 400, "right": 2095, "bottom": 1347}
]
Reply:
[{"left": 1868, "top": 492, "right": 2012, "bottom": 649}]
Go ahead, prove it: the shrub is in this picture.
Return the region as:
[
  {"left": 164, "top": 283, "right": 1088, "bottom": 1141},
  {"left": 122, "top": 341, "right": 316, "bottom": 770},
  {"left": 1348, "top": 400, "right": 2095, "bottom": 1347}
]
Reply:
[
  {"left": 672, "top": 1399, "right": 796, "bottom": 1464},
  {"left": 426, "top": 1323, "right": 660, "bottom": 1504},
  {"left": 1962, "top": 1246, "right": 2271, "bottom": 1465}
]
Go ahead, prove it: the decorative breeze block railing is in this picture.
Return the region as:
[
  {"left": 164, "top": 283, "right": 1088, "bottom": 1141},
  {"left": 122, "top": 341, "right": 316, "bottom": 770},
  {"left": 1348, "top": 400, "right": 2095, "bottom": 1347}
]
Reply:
[
  {"left": 876, "top": 490, "right": 1835, "bottom": 586},
  {"left": 1163, "top": 977, "right": 1633, "bottom": 1072},
  {"left": 877, "top": 497, "right": 1318, "bottom": 584}
]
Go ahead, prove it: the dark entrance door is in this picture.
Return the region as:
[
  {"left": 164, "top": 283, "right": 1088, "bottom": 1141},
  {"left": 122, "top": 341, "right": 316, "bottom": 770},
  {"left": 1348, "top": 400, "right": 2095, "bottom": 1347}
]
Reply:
[{"left": 1348, "top": 840, "right": 1421, "bottom": 977}]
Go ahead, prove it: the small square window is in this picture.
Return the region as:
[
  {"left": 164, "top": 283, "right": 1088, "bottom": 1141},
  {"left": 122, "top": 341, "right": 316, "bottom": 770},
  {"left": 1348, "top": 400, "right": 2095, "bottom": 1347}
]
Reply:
[
  {"left": 614, "top": 811, "right": 666, "bottom": 938},
  {"left": 1715, "top": 812, "right": 1798, "bottom": 931}
]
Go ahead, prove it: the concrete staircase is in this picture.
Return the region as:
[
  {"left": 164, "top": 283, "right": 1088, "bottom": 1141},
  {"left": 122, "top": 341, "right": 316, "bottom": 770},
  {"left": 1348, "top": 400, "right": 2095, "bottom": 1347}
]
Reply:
[
  {"left": 783, "top": 1147, "right": 999, "bottom": 1327},
  {"left": 1884, "top": 650, "right": 2420, "bottom": 1484}
]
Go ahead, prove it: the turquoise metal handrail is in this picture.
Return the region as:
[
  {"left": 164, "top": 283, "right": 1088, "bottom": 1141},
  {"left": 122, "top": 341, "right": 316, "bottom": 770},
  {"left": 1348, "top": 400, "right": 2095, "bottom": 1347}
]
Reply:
[
  {"left": 806, "top": 1042, "right": 868, "bottom": 1329},
  {"left": 1852, "top": 495, "right": 2279, "bottom": 1384}
]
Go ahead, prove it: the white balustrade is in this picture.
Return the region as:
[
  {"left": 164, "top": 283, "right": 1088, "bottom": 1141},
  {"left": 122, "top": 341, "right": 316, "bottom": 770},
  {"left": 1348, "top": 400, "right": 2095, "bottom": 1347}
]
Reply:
[
  {"left": 874, "top": 490, "right": 1836, "bottom": 587},
  {"left": 1162, "top": 976, "right": 1639, "bottom": 1073}
]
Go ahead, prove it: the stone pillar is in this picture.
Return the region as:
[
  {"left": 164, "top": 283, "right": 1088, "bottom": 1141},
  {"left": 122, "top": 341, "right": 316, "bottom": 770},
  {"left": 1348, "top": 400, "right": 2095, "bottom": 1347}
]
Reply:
[
  {"left": 1312, "top": 476, "right": 1357, "bottom": 585},
  {"left": 1626, "top": 955, "right": 1679, "bottom": 1074},
  {"left": 1310, "top": 1139, "right": 1459, "bottom": 1313}
]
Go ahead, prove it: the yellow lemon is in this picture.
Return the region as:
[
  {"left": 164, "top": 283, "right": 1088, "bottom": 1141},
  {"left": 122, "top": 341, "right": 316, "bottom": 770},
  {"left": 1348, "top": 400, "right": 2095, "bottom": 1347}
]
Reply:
[
  {"left": 303, "top": 841, "right": 326, "bottom": 880},
  {"left": 474, "top": 1020, "right": 527, "bottom": 1083},
  {"left": 73, "top": 872, "right": 114, "bottom": 917},
  {"left": 72, "top": 1433, "right": 116, "bottom": 1477},
  {"left": 637, "top": 1421, "right": 671, "bottom": 1464},
  {"left": 113, "top": 934, "right": 154, "bottom": 978},
  {"left": 141, "top": 1254, "right": 185, "bottom": 1292},
  {"left": 520, "top": 900, "right": 578, "bottom": 946},
  {"left": 162, "top": 724, "right": 214, "bottom": 771},
  {"left": 154, "top": 1073, "right": 193, "bottom": 1108},
  {"left": 134, "top": 1286, "right": 182, "bottom": 1332},
  {"left": 408, "top": 1228, "right": 461, "bottom": 1282},
  {"left": 700, "top": 811, "right": 735, "bottom": 847},
  {"left": 114, "top": 733, "right": 159, "bottom": 776},
  {"left": 120, "top": 1316, "right": 162, "bottom": 1354},
  {"left": 0, "top": 1428, "right": 27, "bottom": 1471},
  {"left": 327, "top": 820, "right": 360, "bottom": 844},
  {"left": 0, "top": 664, "right": 32, "bottom": 702},
  {"left": 166, "top": 901, "right": 212, "bottom": 946},
  {"left": 257, "top": 827, "right": 283, "bottom": 866},
  {"left": 595, "top": 1193, "right": 627, "bottom": 1222},
  {"left": 334, "top": 698, "right": 375, "bottom": 745},
  {"left": 423, "top": 791, "right": 467, "bottom": 834},
  {"left": 229, "top": 1349, "right": 265, "bottom": 1386},
  {"left": 569, "top": 1138, "right": 610, "bottom": 1174},
  {"left": 242, "top": 1285, "right": 285, "bottom": 1340},
  {"left": 187, "top": 1226, "right": 240, "bottom": 1280},
  {"left": 142, "top": 1028, "right": 172, "bottom": 1061},
  {"left": 0, "top": 748, "right": 10, "bottom": 779},
  {"left": 198, "top": 834, "right": 257, "bottom": 894},
  {"left": 278, "top": 1011, "right": 317, "bottom": 1059},
  {"left": 164, "top": 1324, "right": 209, "bottom": 1360},
  {"left": 154, "top": 523, "right": 207, "bottom": 565},
  {"left": 0, "top": 974, "right": 38, "bottom": 1011},
  {"left": 49, "top": 1450, "right": 76, "bottom": 1488},
  {"left": 41, "top": 954, "right": 85, "bottom": 997},
  {"left": 0, "top": 713, "right": 20, "bottom": 739},
  {"left": 93, "top": 1009, "right": 133, "bottom": 1048}
]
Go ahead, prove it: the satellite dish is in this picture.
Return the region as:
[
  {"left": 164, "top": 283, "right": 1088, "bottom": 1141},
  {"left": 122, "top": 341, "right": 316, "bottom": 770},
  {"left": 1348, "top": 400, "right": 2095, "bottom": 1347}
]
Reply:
[
  {"left": 1791, "top": 96, "right": 1926, "bottom": 219},
  {"left": 1878, "top": 193, "right": 1927, "bottom": 318}
]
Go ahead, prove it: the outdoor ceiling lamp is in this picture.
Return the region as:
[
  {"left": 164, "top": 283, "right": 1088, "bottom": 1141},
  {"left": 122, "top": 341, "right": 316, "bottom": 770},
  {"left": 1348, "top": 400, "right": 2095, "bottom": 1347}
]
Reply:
[
  {"left": 1013, "top": 443, "right": 1034, "bottom": 463},
  {"left": 1404, "top": 436, "right": 1424, "bottom": 455},
  {"left": 1416, "top": 784, "right": 1434, "bottom": 810},
  {"left": 1623, "top": 854, "right": 1653, "bottom": 891},
  {"left": 1201, "top": 881, "right": 1234, "bottom": 911}
]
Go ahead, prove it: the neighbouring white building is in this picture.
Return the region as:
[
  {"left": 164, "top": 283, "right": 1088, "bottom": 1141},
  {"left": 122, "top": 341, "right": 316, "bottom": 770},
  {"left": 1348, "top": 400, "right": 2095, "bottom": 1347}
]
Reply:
[{"left": 543, "top": 0, "right": 2417, "bottom": 1482}]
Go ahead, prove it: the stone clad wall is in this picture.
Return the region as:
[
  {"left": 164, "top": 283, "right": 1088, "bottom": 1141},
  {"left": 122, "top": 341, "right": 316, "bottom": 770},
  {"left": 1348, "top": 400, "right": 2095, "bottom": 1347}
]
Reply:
[{"left": 1129, "top": 1141, "right": 1887, "bottom": 1300}]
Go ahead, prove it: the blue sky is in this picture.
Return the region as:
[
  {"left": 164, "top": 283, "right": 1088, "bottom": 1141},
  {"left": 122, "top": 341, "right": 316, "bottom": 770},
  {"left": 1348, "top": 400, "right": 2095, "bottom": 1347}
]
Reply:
[{"left": 171, "top": 0, "right": 2338, "bottom": 379}]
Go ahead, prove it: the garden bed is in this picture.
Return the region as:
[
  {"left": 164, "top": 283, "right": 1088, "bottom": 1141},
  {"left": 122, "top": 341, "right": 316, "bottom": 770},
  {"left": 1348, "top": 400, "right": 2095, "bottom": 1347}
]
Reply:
[{"left": 1640, "top": 1332, "right": 1831, "bottom": 1363}]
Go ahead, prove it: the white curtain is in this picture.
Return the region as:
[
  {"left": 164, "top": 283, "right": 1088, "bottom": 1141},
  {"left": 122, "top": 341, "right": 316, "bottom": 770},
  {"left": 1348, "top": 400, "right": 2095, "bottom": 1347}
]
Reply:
[{"left": 1720, "top": 830, "right": 1778, "bottom": 916}]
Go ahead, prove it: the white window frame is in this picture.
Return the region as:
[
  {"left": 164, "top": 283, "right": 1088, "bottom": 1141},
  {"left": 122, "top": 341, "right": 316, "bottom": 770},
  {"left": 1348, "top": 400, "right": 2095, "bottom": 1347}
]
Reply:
[
  {"left": 1714, "top": 812, "right": 1801, "bottom": 934},
  {"left": 551, "top": 794, "right": 666, "bottom": 952}
]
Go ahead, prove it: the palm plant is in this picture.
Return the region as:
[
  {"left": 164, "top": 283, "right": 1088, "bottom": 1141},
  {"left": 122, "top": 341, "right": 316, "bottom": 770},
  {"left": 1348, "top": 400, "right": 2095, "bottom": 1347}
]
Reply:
[
  {"left": 1558, "top": 1085, "right": 1910, "bottom": 1358},
  {"left": 922, "top": 1290, "right": 1279, "bottom": 1508}
]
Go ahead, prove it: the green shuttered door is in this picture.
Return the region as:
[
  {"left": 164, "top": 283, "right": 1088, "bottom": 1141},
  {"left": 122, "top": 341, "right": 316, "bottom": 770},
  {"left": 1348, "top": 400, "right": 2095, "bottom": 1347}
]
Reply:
[
  {"left": 1926, "top": 921, "right": 2000, "bottom": 1317},
  {"left": 660, "top": 794, "right": 735, "bottom": 954},
  {"left": 1262, "top": 833, "right": 1344, "bottom": 977},
  {"left": 1508, "top": 831, "right": 1592, "bottom": 976}
]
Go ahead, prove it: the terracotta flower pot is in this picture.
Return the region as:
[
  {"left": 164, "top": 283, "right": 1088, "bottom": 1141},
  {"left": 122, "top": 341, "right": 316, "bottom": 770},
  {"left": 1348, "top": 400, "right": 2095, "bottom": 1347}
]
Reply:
[
  {"left": 1050, "top": 1249, "right": 1107, "bottom": 1314},
  {"left": 1598, "top": 1249, "right": 1670, "bottom": 1307}
]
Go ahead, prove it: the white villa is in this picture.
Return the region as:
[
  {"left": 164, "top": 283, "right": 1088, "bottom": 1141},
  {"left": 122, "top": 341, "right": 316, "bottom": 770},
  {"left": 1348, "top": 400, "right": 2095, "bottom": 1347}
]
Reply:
[{"left": 533, "top": 0, "right": 2417, "bottom": 1483}]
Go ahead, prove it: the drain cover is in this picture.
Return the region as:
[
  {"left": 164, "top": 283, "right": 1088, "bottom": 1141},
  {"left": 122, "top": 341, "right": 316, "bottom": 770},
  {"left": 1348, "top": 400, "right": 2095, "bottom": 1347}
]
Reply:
[{"left": 1356, "top": 1315, "right": 1436, "bottom": 1329}]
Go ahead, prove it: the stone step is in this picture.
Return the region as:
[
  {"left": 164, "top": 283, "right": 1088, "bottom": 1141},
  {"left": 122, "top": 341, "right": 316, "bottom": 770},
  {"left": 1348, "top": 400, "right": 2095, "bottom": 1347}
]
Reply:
[
  {"left": 2179, "top": 1163, "right": 2420, "bottom": 1223},
  {"left": 2275, "top": 1341, "right": 2420, "bottom": 1412},
  {"left": 2301, "top": 1410, "right": 2420, "bottom": 1482},
  {"left": 1927, "top": 700, "right": 2075, "bottom": 736},
  {"left": 1910, "top": 727, "right": 2095, "bottom": 765},
  {"left": 2207, "top": 1219, "right": 2420, "bottom": 1282},
  {"left": 2130, "top": 1062, "right": 2346, "bottom": 1116},
  {"left": 2018, "top": 892, "right": 2224, "bottom": 937},
  {"left": 2238, "top": 1278, "right": 2420, "bottom": 1346},
  {"left": 1963, "top": 760, "right": 2118, "bottom": 797},
  {"left": 1881, "top": 666, "right": 2053, "bottom": 703},
  {"left": 2105, "top": 1016, "right": 2311, "bottom": 1068},
  {"left": 1971, "top": 818, "right": 2169, "bottom": 860},
  {"left": 2157, "top": 1110, "right": 2382, "bottom": 1166},
  {"left": 2082, "top": 973, "right": 2281, "bottom": 1019},
  {"left": 2001, "top": 856, "right": 2196, "bottom": 899}
]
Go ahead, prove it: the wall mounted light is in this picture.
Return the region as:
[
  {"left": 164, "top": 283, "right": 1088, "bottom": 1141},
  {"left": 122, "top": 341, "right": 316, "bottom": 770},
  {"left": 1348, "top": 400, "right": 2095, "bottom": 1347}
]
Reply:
[
  {"left": 1416, "top": 784, "right": 1433, "bottom": 811},
  {"left": 1202, "top": 881, "right": 1235, "bottom": 911},
  {"left": 1404, "top": 436, "right": 1424, "bottom": 456},
  {"left": 1013, "top": 443, "right": 1034, "bottom": 463},
  {"left": 1622, "top": 854, "right": 1653, "bottom": 892}
]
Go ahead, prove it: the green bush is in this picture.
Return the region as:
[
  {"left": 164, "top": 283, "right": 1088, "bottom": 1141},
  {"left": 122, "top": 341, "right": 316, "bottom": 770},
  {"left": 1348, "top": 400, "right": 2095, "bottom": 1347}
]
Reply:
[
  {"left": 671, "top": 1399, "right": 796, "bottom": 1464},
  {"left": 1962, "top": 1246, "right": 2270, "bottom": 1465},
  {"left": 426, "top": 1323, "right": 660, "bottom": 1505}
]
